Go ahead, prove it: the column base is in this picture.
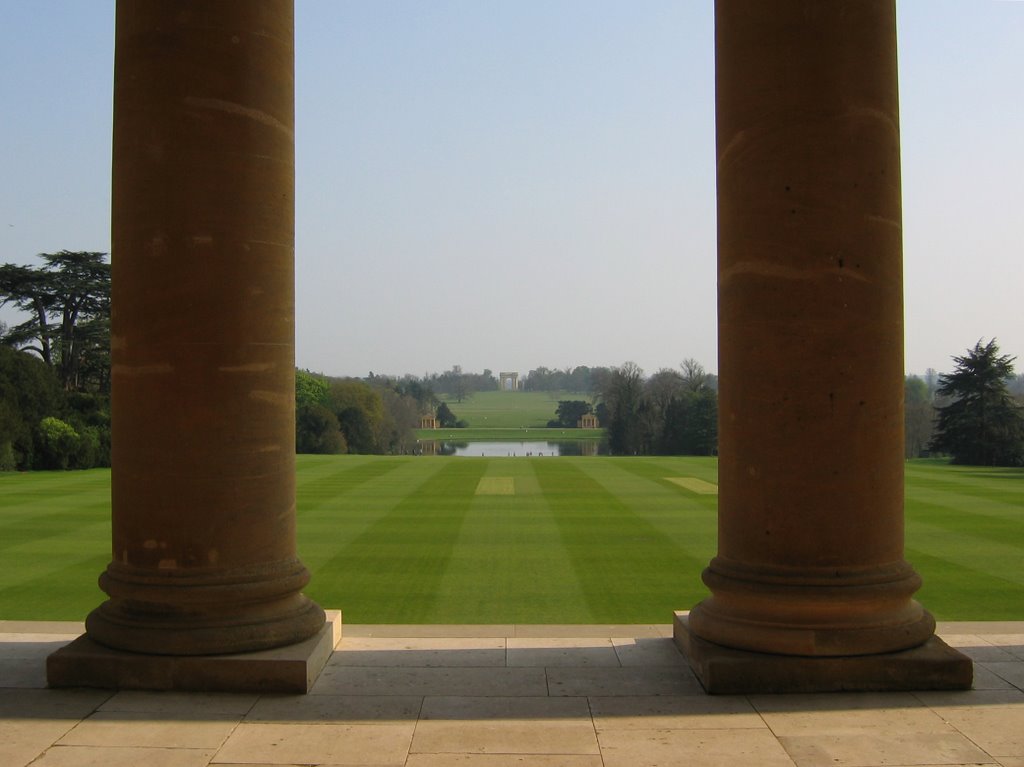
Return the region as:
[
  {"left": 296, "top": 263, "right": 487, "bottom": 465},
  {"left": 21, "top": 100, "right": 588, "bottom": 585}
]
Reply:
[
  {"left": 673, "top": 612, "right": 972, "bottom": 694},
  {"left": 46, "top": 610, "right": 340, "bottom": 694}
]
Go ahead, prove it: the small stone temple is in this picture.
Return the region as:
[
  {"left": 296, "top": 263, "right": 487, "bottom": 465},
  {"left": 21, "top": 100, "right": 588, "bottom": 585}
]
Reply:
[
  {"left": 577, "top": 413, "right": 599, "bottom": 429},
  {"left": 499, "top": 372, "right": 519, "bottom": 391},
  {"left": 47, "top": 0, "right": 971, "bottom": 695},
  {"left": 419, "top": 414, "right": 439, "bottom": 430}
]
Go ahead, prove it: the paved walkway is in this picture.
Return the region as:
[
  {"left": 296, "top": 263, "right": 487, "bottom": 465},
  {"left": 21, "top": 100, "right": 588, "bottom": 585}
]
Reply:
[{"left": 1, "top": 619, "right": 1023, "bottom": 767}]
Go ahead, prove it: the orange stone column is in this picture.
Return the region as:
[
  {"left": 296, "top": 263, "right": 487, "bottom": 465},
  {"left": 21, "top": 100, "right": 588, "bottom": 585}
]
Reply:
[
  {"left": 83, "top": 0, "right": 324, "bottom": 657},
  {"left": 675, "top": 1, "right": 971, "bottom": 692}
]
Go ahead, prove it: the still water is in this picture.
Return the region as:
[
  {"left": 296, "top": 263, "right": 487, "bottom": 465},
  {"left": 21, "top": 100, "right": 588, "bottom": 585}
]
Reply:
[{"left": 418, "top": 440, "right": 606, "bottom": 457}]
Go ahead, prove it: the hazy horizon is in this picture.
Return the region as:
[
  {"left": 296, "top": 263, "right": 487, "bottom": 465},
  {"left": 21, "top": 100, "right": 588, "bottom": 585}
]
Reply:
[{"left": 3, "top": 2, "right": 1022, "bottom": 379}]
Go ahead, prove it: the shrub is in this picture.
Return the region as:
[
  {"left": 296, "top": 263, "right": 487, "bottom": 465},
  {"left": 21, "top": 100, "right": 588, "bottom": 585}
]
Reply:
[{"left": 35, "top": 417, "right": 80, "bottom": 470}]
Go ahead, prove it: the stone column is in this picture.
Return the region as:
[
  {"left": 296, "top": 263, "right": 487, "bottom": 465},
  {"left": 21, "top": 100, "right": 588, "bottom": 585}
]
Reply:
[
  {"left": 675, "top": 1, "right": 970, "bottom": 692},
  {"left": 84, "top": 0, "right": 324, "bottom": 657}
]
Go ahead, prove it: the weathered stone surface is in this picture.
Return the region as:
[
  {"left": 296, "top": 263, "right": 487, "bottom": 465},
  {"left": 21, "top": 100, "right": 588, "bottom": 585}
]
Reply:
[
  {"left": 690, "top": 0, "right": 940, "bottom": 662},
  {"left": 675, "top": 613, "right": 973, "bottom": 694},
  {"left": 47, "top": 611, "right": 339, "bottom": 693},
  {"left": 82, "top": 0, "right": 325, "bottom": 661}
]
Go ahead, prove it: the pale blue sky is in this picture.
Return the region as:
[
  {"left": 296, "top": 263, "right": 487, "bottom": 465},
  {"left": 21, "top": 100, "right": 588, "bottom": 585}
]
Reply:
[{"left": 2, "top": 2, "right": 1022, "bottom": 378}]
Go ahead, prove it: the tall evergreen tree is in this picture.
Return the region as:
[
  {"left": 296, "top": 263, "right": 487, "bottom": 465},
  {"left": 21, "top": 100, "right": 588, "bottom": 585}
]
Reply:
[
  {"left": 929, "top": 339, "right": 1024, "bottom": 466},
  {"left": 0, "top": 251, "right": 110, "bottom": 392}
]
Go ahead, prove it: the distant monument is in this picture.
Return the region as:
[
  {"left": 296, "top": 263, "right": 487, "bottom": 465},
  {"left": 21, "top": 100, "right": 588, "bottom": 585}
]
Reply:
[
  {"left": 419, "top": 415, "right": 439, "bottom": 429},
  {"left": 499, "top": 372, "right": 519, "bottom": 391},
  {"left": 578, "top": 413, "right": 599, "bottom": 429}
]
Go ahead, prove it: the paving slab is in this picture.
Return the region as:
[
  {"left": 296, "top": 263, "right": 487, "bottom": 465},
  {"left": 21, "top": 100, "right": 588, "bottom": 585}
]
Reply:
[
  {"left": 421, "top": 695, "right": 593, "bottom": 720},
  {"left": 777, "top": 730, "right": 992, "bottom": 767},
  {"left": 590, "top": 694, "right": 764, "bottom": 730},
  {"left": 332, "top": 636, "right": 506, "bottom": 667},
  {"left": 56, "top": 711, "right": 240, "bottom": 749},
  {"left": 973, "top": 663, "right": 1021, "bottom": 690},
  {"left": 0, "top": 621, "right": 84, "bottom": 634},
  {"left": 611, "top": 637, "right": 688, "bottom": 667},
  {"left": 0, "top": 633, "right": 79, "bottom": 651},
  {"left": 343, "top": 625, "right": 516, "bottom": 638},
  {"left": 512, "top": 624, "right": 670, "bottom": 638},
  {"left": 506, "top": 637, "right": 620, "bottom": 667},
  {"left": 942, "top": 634, "right": 1022, "bottom": 662},
  {"left": 599, "top": 728, "right": 798, "bottom": 767},
  {"left": 0, "top": 688, "right": 112, "bottom": 718},
  {"left": 547, "top": 665, "right": 703, "bottom": 697},
  {"left": 763, "top": 690, "right": 933, "bottom": 711},
  {"left": 0, "top": 657, "right": 53, "bottom": 688},
  {"left": 247, "top": 693, "right": 422, "bottom": 723},
  {"left": 406, "top": 756, "right": 603, "bottom": 767},
  {"left": 0, "top": 720, "right": 91, "bottom": 767},
  {"left": 213, "top": 721, "right": 415, "bottom": 765},
  {"left": 981, "top": 661, "right": 1024, "bottom": 690},
  {"left": 28, "top": 745, "right": 217, "bottom": 767},
  {"left": 932, "top": 703, "right": 1024, "bottom": 758},
  {"left": 913, "top": 687, "right": 1024, "bottom": 708},
  {"left": 97, "top": 690, "right": 258, "bottom": 716},
  {"left": 414, "top": 695, "right": 598, "bottom": 755},
  {"left": 2, "top": 622, "right": 1024, "bottom": 767},
  {"left": 937, "top": 622, "right": 1024, "bottom": 635},
  {"left": 311, "top": 665, "right": 549, "bottom": 697}
]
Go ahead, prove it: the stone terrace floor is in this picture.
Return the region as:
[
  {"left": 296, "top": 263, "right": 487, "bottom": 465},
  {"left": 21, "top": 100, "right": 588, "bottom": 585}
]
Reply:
[{"left": 1, "top": 619, "right": 1023, "bottom": 767}]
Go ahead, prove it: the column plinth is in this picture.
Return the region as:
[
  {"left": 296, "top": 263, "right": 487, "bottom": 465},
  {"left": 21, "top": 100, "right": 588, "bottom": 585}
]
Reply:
[
  {"left": 691, "top": 558, "right": 933, "bottom": 656},
  {"left": 86, "top": 559, "right": 323, "bottom": 656},
  {"left": 51, "top": 0, "right": 326, "bottom": 674},
  {"left": 676, "top": 1, "right": 970, "bottom": 691}
]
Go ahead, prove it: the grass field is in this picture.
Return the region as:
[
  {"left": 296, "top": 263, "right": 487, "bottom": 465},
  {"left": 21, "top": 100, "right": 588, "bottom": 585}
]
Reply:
[
  {"left": 440, "top": 390, "right": 590, "bottom": 429},
  {"left": 0, "top": 457, "right": 1021, "bottom": 622}
]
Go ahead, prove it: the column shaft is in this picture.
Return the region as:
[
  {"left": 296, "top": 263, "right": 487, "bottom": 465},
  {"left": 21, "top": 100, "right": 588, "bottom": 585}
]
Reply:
[
  {"left": 691, "top": 0, "right": 933, "bottom": 657},
  {"left": 86, "top": 0, "right": 324, "bottom": 655}
]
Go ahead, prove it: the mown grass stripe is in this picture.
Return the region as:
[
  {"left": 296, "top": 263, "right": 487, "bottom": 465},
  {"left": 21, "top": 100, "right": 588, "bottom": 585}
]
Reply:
[
  {"left": 906, "top": 488, "right": 1024, "bottom": 523},
  {"left": 574, "top": 458, "right": 718, "bottom": 564},
  {"left": 905, "top": 496, "right": 1024, "bottom": 552},
  {"left": 1, "top": 457, "right": 1022, "bottom": 622},
  {"left": 0, "top": 554, "right": 109, "bottom": 619},
  {"left": 909, "top": 548, "right": 1024, "bottom": 620},
  {"left": 664, "top": 477, "right": 719, "bottom": 494},
  {"left": 0, "top": 469, "right": 111, "bottom": 615},
  {"left": 475, "top": 477, "right": 515, "bottom": 496},
  {"left": 907, "top": 518, "right": 1024, "bottom": 586},
  {"left": 427, "top": 460, "right": 590, "bottom": 622},
  {"left": 297, "top": 458, "right": 451, "bottom": 570},
  {"left": 304, "top": 459, "right": 488, "bottom": 622},
  {"left": 535, "top": 458, "right": 707, "bottom": 623}
]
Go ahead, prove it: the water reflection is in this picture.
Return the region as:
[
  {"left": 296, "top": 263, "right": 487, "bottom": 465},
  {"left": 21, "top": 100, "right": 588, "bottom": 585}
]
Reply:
[{"left": 417, "top": 440, "right": 606, "bottom": 457}]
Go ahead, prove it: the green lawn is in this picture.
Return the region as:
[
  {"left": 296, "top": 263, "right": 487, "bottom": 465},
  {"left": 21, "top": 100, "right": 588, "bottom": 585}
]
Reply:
[
  {"left": 441, "top": 389, "right": 590, "bottom": 428},
  {"left": 905, "top": 459, "right": 1024, "bottom": 619},
  {"left": 0, "top": 457, "right": 1021, "bottom": 622}
]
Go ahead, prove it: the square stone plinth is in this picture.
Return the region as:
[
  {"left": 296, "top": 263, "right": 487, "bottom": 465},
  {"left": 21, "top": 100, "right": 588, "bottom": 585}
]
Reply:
[
  {"left": 673, "top": 612, "right": 973, "bottom": 694},
  {"left": 46, "top": 610, "right": 340, "bottom": 694}
]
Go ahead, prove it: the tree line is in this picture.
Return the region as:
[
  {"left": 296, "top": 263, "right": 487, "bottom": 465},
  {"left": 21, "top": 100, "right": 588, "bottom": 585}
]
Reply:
[
  {"left": 596, "top": 360, "right": 719, "bottom": 456},
  {"left": 907, "top": 339, "right": 1024, "bottom": 466},
  {"left": 293, "top": 361, "right": 720, "bottom": 458},
  {"left": 5, "top": 253, "right": 1022, "bottom": 467},
  {"left": 422, "top": 364, "right": 623, "bottom": 399},
  {"left": 1, "top": 251, "right": 111, "bottom": 470},
  {"left": 295, "top": 370, "right": 435, "bottom": 455}
]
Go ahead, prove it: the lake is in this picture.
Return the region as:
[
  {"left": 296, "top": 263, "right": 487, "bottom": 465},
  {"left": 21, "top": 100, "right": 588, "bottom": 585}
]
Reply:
[{"left": 417, "top": 440, "right": 607, "bottom": 457}]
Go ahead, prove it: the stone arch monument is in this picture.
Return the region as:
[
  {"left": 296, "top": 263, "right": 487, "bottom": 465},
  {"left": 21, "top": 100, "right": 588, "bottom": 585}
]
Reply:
[{"left": 499, "top": 372, "right": 519, "bottom": 391}]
